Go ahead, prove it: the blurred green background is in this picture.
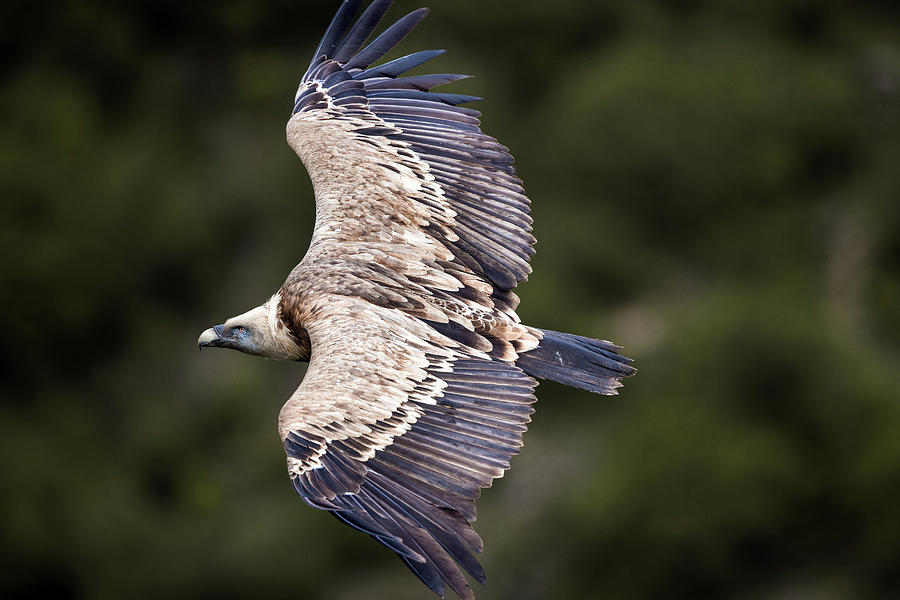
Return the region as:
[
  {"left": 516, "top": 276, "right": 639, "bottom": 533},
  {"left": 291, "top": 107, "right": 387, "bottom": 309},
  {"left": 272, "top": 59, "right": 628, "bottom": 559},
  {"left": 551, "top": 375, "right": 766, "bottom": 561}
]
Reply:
[{"left": 2, "top": 0, "right": 899, "bottom": 598}]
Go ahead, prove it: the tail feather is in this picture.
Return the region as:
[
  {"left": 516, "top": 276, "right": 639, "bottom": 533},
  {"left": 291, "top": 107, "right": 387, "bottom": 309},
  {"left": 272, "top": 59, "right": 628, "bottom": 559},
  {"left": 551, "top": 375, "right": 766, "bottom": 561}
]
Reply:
[{"left": 516, "top": 328, "right": 636, "bottom": 395}]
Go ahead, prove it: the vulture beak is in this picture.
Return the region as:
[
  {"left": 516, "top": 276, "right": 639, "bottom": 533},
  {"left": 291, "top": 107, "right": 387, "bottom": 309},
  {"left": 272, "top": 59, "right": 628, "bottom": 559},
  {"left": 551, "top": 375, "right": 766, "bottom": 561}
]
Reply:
[{"left": 198, "top": 324, "right": 226, "bottom": 349}]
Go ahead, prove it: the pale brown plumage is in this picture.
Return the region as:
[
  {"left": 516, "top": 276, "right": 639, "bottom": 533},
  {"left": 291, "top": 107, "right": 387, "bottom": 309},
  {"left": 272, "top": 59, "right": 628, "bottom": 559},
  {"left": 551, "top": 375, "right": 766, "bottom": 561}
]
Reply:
[{"left": 197, "top": 2, "right": 635, "bottom": 599}]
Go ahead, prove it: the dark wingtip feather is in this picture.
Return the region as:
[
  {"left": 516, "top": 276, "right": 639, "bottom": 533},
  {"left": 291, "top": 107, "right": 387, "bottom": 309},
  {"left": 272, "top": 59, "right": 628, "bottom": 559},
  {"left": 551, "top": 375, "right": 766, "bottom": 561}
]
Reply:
[
  {"left": 399, "top": 555, "right": 447, "bottom": 599},
  {"left": 368, "top": 89, "right": 482, "bottom": 105},
  {"left": 311, "top": 0, "right": 363, "bottom": 63},
  {"left": 365, "top": 73, "right": 472, "bottom": 92},
  {"left": 333, "top": 0, "right": 395, "bottom": 64},
  {"left": 345, "top": 8, "right": 431, "bottom": 71},
  {"left": 354, "top": 49, "right": 447, "bottom": 80}
]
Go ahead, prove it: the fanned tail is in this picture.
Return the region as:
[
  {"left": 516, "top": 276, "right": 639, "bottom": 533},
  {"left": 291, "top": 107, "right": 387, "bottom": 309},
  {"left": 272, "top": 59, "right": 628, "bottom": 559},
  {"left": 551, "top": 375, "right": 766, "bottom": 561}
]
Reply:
[{"left": 516, "top": 328, "right": 636, "bottom": 395}]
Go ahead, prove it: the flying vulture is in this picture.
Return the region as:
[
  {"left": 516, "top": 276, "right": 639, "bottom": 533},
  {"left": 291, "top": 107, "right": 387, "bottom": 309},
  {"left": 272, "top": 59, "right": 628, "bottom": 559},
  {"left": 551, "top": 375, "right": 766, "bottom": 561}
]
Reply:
[{"left": 198, "top": 1, "right": 635, "bottom": 598}]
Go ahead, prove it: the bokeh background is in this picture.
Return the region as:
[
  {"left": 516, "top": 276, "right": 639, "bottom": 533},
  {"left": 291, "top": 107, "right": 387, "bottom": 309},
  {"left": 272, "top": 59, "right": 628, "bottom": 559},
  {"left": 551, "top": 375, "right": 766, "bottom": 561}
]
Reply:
[{"left": 2, "top": 0, "right": 899, "bottom": 598}]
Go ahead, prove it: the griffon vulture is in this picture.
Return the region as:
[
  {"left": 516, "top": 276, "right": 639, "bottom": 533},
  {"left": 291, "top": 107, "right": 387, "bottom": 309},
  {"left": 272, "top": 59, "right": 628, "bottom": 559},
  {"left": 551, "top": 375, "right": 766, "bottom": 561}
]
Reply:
[{"left": 198, "top": 1, "right": 636, "bottom": 598}]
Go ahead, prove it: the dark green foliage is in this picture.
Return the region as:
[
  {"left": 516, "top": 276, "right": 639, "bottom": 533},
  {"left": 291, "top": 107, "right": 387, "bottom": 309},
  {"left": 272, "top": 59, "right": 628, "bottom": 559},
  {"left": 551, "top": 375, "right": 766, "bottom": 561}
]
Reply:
[{"left": 1, "top": 0, "right": 898, "bottom": 598}]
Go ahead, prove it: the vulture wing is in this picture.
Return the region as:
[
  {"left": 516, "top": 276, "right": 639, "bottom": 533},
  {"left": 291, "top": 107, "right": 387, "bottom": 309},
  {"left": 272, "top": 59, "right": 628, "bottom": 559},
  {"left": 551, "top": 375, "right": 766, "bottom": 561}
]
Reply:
[
  {"left": 279, "top": 296, "right": 536, "bottom": 600},
  {"left": 286, "top": 0, "right": 535, "bottom": 306}
]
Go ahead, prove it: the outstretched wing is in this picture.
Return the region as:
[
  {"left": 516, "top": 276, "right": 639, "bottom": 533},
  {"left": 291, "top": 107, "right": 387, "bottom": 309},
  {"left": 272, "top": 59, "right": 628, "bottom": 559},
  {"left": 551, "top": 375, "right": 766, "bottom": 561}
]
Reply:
[
  {"left": 287, "top": 0, "right": 535, "bottom": 301},
  {"left": 279, "top": 296, "right": 536, "bottom": 600}
]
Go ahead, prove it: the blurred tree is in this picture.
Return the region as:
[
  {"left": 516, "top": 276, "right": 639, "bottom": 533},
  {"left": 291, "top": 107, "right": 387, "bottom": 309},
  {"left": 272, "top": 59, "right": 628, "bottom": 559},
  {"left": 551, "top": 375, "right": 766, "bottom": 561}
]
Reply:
[{"left": 1, "top": 1, "right": 898, "bottom": 599}]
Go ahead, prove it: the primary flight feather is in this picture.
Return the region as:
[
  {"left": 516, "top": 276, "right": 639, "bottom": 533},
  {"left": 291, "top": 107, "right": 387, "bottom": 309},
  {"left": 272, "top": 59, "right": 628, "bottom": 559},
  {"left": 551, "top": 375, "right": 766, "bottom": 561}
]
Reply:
[{"left": 197, "top": 1, "right": 636, "bottom": 598}]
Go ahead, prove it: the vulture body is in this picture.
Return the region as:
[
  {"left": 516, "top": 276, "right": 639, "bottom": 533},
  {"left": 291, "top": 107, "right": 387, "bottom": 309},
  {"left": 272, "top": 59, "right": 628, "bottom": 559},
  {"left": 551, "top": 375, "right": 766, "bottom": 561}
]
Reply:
[{"left": 198, "top": 1, "right": 635, "bottom": 598}]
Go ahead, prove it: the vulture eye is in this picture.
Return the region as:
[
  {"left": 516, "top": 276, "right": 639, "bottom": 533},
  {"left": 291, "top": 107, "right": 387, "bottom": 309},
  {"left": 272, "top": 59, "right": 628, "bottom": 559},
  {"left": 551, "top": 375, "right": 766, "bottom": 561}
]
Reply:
[{"left": 233, "top": 326, "right": 247, "bottom": 335}]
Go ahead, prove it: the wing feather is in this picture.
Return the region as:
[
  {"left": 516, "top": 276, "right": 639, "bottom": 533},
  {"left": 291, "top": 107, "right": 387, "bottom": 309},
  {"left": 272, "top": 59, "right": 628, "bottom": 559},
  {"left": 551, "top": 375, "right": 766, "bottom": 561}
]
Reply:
[
  {"left": 309, "top": 0, "right": 363, "bottom": 68},
  {"left": 366, "top": 73, "right": 472, "bottom": 91},
  {"left": 353, "top": 49, "right": 447, "bottom": 80},
  {"left": 332, "top": 0, "right": 394, "bottom": 64},
  {"left": 344, "top": 9, "right": 431, "bottom": 71}
]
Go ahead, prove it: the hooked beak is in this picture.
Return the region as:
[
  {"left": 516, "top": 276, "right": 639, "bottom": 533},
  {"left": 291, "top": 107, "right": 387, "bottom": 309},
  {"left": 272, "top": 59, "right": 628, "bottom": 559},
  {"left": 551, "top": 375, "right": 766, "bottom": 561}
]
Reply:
[{"left": 198, "top": 324, "right": 226, "bottom": 349}]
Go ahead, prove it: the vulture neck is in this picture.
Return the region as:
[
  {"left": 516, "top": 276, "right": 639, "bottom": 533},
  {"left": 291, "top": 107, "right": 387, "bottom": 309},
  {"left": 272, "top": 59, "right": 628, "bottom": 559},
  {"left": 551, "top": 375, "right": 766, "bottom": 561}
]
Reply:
[
  {"left": 238, "top": 293, "right": 310, "bottom": 362},
  {"left": 270, "top": 292, "right": 311, "bottom": 362}
]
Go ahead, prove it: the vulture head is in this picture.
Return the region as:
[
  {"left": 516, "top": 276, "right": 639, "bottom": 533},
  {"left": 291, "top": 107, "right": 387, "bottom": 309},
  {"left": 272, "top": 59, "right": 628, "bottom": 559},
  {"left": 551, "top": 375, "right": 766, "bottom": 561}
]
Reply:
[{"left": 198, "top": 294, "right": 309, "bottom": 361}]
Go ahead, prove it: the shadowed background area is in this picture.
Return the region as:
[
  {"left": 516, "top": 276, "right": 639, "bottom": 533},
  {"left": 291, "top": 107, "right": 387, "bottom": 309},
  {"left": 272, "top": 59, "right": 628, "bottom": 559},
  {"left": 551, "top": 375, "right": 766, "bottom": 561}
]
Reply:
[{"left": 2, "top": 0, "right": 899, "bottom": 598}]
